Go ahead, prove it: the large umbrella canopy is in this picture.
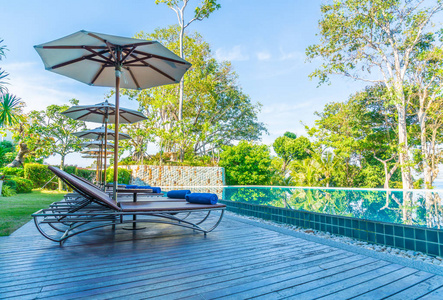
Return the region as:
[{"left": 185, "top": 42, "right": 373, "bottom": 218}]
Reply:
[
  {"left": 34, "top": 30, "right": 191, "bottom": 89},
  {"left": 72, "top": 126, "right": 131, "bottom": 140},
  {"left": 35, "top": 30, "right": 191, "bottom": 200},
  {"left": 61, "top": 100, "right": 147, "bottom": 124}
]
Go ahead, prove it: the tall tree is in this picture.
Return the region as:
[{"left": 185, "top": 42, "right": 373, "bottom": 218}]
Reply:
[
  {"left": 122, "top": 27, "right": 266, "bottom": 160},
  {"left": 155, "top": 0, "right": 220, "bottom": 124},
  {"left": 272, "top": 132, "right": 311, "bottom": 173},
  {"left": 220, "top": 141, "right": 272, "bottom": 185},
  {"left": 28, "top": 99, "right": 86, "bottom": 189},
  {"left": 306, "top": 0, "right": 443, "bottom": 190}
]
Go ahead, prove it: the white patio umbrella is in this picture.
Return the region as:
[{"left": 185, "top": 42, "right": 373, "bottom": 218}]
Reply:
[
  {"left": 35, "top": 30, "right": 191, "bottom": 199},
  {"left": 63, "top": 100, "right": 146, "bottom": 186},
  {"left": 81, "top": 141, "right": 117, "bottom": 150},
  {"left": 72, "top": 126, "right": 131, "bottom": 140},
  {"left": 73, "top": 126, "right": 130, "bottom": 184}
]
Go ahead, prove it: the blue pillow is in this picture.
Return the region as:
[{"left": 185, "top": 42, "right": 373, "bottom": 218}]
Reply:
[
  {"left": 185, "top": 193, "right": 218, "bottom": 205},
  {"left": 167, "top": 190, "right": 191, "bottom": 199},
  {"left": 136, "top": 186, "right": 162, "bottom": 193}
]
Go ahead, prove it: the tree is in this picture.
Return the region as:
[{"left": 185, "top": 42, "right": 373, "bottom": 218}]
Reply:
[
  {"left": 306, "top": 0, "right": 443, "bottom": 190},
  {"left": 219, "top": 141, "right": 272, "bottom": 185},
  {"left": 306, "top": 85, "right": 403, "bottom": 189},
  {"left": 122, "top": 27, "right": 266, "bottom": 160},
  {"left": 155, "top": 0, "right": 221, "bottom": 123},
  {"left": 27, "top": 99, "right": 86, "bottom": 189},
  {"left": 273, "top": 132, "right": 311, "bottom": 173}
]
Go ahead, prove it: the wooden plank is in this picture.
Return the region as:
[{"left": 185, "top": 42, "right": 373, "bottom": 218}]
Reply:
[
  {"left": 351, "top": 271, "right": 436, "bottom": 299},
  {"left": 34, "top": 248, "right": 349, "bottom": 299},
  {"left": 419, "top": 285, "right": 443, "bottom": 300},
  {"left": 318, "top": 267, "right": 420, "bottom": 299},
  {"left": 0, "top": 237, "right": 319, "bottom": 293},
  {"left": 284, "top": 263, "right": 404, "bottom": 299},
  {"left": 385, "top": 275, "right": 443, "bottom": 299},
  {"left": 199, "top": 256, "right": 378, "bottom": 300},
  {"left": 252, "top": 260, "right": 393, "bottom": 300}
]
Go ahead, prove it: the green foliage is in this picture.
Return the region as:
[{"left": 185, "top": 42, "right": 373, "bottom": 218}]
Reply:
[
  {"left": 12, "top": 177, "right": 33, "bottom": 193},
  {"left": 106, "top": 168, "right": 131, "bottom": 184},
  {"left": 1, "top": 167, "right": 24, "bottom": 177},
  {"left": 120, "top": 27, "right": 266, "bottom": 161},
  {"left": 24, "top": 163, "right": 54, "bottom": 189},
  {"left": 2, "top": 176, "right": 32, "bottom": 193},
  {"left": 27, "top": 99, "right": 86, "bottom": 169},
  {"left": 0, "top": 93, "right": 23, "bottom": 128},
  {"left": 220, "top": 141, "right": 272, "bottom": 185},
  {"left": 0, "top": 141, "right": 15, "bottom": 167},
  {"left": 273, "top": 133, "right": 311, "bottom": 171},
  {"left": 75, "top": 168, "right": 95, "bottom": 181},
  {"left": 1, "top": 185, "right": 16, "bottom": 197}
]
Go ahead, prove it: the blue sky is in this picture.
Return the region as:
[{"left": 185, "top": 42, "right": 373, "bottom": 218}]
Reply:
[{"left": 2, "top": 0, "right": 368, "bottom": 167}]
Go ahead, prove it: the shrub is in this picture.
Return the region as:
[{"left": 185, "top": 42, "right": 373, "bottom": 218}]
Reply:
[
  {"left": 3, "top": 177, "right": 17, "bottom": 191},
  {"left": 106, "top": 168, "right": 131, "bottom": 184},
  {"left": 14, "top": 177, "right": 33, "bottom": 193},
  {"left": 64, "top": 165, "right": 77, "bottom": 175},
  {"left": 2, "top": 176, "right": 33, "bottom": 193},
  {"left": 75, "top": 168, "right": 95, "bottom": 181},
  {"left": 1, "top": 167, "right": 24, "bottom": 177},
  {"left": 24, "top": 163, "right": 54, "bottom": 189},
  {"left": 1, "top": 185, "right": 16, "bottom": 197}
]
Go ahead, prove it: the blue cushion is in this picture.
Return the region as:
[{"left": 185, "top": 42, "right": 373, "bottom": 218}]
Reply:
[
  {"left": 185, "top": 193, "right": 218, "bottom": 205},
  {"left": 167, "top": 190, "right": 191, "bottom": 199},
  {"left": 136, "top": 186, "right": 161, "bottom": 193},
  {"left": 125, "top": 185, "right": 138, "bottom": 189}
]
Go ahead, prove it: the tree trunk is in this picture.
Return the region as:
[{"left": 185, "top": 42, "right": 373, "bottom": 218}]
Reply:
[
  {"left": 58, "top": 155, "right": 65, "bottom": 191},
  {"left": 6, "top": 143, "right": 30, "bottom": 168},
  {"left": 395, "top": 87, "right": 413, "bottom": 223}
]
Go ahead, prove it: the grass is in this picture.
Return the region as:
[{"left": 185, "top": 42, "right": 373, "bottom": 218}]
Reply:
[{"left": 0, "top": 190, "right": 65, "bottom": 236}]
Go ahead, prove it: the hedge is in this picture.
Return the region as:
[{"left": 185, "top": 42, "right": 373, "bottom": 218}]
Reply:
[
  {"left": 3, "top": 176, "right": 33, "bottom": 193},
  {"left": 24, "top": 163, "right": 55, "bottom": 189},
  {"left": 0, "top": 167, "right": 24, "bottom": 177},
  {"left": 106, "top": 168, "right": 131, "bottom": 184}
]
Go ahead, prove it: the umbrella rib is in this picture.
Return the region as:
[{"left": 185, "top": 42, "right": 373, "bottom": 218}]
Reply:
[
  {"left": 91, "top": 65, "right": 106, "bottom": 85},
  {"left": 133, "top": 49, "right": 190, "bottom": 65},
  {"left": 51, "top": 49, "right": 110, "bottom": 70},
  {"left": 126, "top": 67, "right": 141, "bottom": 89},
  {"left": 41, "top": 45, "right": 108, "bottom": 49},
  {"left": 85, "top": 47, "right": 114, "bottom": 63},
  {"left": 121, "top": 47, "right": 136, "bottom": 63},
  {"left": 129, "top": 54, "right": 176, "bottom": 82}
]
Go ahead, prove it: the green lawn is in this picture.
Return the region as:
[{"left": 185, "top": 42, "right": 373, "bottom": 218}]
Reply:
[{"left": 0, "top": 190, "right": 65, "bottom": 236}]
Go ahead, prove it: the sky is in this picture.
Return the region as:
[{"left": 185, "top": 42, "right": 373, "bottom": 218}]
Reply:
[{"left": 2, "top": 0, "right": 370, "bottom": 168}]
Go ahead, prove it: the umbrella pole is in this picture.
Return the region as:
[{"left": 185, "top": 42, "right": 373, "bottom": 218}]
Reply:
[
  {"left": 113, "top": 66, "right": 121, "bottom": 201},
  {"left": 103, "top": 115, "right": 108, "bottom": 191}
]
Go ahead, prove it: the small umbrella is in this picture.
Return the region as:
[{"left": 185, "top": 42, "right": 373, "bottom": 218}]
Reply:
[
  {"left": 35, "top": 30, "right": 191, "bottom": 200},
  {"left": 72, "top": 126, "right": 131, "bottom": 140},
  {"left": 62, "top": 100, "right": 147, "bottom": 124},
  {"left": 81, "top": 150, "right": 115, "bottom": 155},
  {"left": 73, "top": 126, "right": 129, "bottom": 183},
  {"left": 81, "top": 141, "right": 117, "bottom": 150},
  {"left": 63, "top": 100, "right": 146, "bottom": 186}
]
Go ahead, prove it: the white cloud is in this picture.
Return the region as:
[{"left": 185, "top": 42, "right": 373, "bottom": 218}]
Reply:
[
  {"left": 215, "top": 45, "right": 249, "bottom": 61},
  {"left": 278, "top": 49, "right": 305, "bottom": 62},
  {"left": 256, "top": 51, "right": 271, "bottom": 61}
]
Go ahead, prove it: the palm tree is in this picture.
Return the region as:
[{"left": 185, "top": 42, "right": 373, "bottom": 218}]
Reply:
[{"left": 0, "top": 93, "right": 23, "bottom": 127}]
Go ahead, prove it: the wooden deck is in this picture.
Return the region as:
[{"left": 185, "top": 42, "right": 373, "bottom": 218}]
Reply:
[{"left": 1, "top": 213, "right": 443, "bottom": 299}]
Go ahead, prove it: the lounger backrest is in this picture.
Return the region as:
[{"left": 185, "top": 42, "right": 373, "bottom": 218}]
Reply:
[
  {"left": 71, "top": 174, "right": 100, "bottom": 189},
  {"left": 49, "top": 166, "right": 121, "bottom": 211}
]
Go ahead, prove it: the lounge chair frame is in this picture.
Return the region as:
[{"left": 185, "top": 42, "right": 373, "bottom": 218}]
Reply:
[{"left": 32, "top": 167, "right": 225, "bottom": 245}]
